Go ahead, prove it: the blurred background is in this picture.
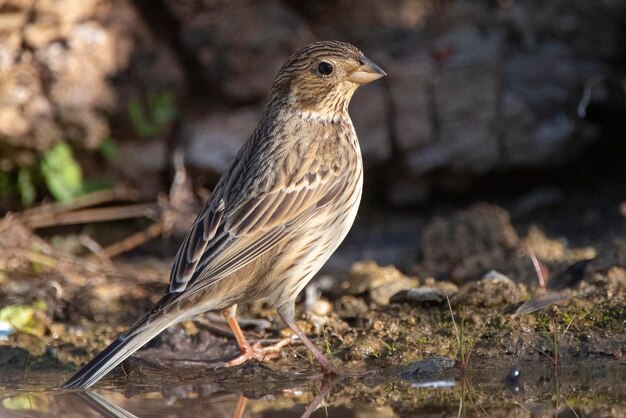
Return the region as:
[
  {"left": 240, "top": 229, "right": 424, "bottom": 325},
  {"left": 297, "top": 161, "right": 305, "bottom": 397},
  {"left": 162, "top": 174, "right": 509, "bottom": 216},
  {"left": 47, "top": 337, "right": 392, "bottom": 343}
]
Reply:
[
  {"left": 1, "top": 0, "right": 625, "bottom": 282},
  {"left": 1, "top": 3, "right": 626, "bottom": 415}
]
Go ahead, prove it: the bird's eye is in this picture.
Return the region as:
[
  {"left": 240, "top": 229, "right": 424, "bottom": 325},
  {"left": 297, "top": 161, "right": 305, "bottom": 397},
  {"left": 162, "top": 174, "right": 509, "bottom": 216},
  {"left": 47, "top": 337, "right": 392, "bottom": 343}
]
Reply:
[{"left": 317, "top": 61, "right": 333, "bottom": 76}]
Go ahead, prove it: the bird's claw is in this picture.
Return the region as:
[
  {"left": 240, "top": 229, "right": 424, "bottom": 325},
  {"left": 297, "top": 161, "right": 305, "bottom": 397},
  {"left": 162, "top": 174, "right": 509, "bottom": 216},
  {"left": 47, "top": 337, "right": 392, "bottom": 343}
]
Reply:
[{"left": 212, "top": 361, "right": 230, "bottom": 370}]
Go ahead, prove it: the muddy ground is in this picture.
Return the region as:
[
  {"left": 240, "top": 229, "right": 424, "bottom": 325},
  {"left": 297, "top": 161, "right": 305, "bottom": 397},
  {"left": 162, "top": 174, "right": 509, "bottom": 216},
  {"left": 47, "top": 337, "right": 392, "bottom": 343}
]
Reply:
[{"left": 0, "top": 175, "right": 625, "bottom": 417}]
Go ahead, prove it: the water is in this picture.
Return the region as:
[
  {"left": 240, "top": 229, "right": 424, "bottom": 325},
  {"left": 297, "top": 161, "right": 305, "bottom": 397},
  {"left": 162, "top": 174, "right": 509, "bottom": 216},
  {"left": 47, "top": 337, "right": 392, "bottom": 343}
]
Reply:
[{"left": 1, "top": 359, "right": 625, "bottom": 417}]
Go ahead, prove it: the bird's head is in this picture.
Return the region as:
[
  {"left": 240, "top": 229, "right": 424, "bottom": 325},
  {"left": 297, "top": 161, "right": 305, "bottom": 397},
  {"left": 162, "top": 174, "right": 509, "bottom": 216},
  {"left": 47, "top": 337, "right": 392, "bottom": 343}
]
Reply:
[{"left": 267, "top": 41, "right": 386, "bottom": 121}]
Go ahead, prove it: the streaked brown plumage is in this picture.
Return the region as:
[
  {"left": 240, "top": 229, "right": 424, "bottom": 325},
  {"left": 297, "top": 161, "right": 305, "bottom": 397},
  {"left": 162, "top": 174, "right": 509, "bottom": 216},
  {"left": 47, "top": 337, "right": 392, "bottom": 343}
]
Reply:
[{"left": 62, "top": 41, "right": 386, "bottom": 389}]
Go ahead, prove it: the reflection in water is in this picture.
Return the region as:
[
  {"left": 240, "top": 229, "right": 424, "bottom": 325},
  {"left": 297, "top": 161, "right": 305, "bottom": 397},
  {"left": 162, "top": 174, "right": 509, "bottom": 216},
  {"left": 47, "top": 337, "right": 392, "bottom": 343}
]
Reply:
[
  {"left": 300, "top": 375, "right": 342, "bottom": 418},
  {"left": 1, "top": 360, "right": 625, "bottom": 417},
  {"left": 72, "top": 375, "right": 342, "bottom": 418},
  {"left": 76, "top": 391, "right": 139, "bottom": 418}
]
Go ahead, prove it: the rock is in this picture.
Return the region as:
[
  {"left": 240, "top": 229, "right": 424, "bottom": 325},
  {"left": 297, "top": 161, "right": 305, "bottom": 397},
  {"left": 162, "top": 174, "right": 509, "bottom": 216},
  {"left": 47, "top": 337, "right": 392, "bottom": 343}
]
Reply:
[
  {"left": 452, "top": 274, "right": 529, "bottom": 307},
  {"left": 1, "top": 0, "right": 625, "bottom": 201},
  {"left": 383, "top": 176, "right": 432, "bottom": 207},
  {"left": 400, "top": 356, "right": 456, "bottom": 379},
  {"left": 113, "top": 139, "right": 168, "bottom": 199},
  {"left": 391, "top": 277, "right": 459, "bottom": 305},
  {"left": 305, "top": 298, "right": 333, "bottom": 317},
  {"left": 405, "top": 25, "right": 503, "bottom": 175},
  {"left": 0, "top": 346, "right": 32, "bottom": 370},
  {"left": 510, "top": 187, "right": 564, "bottom": 218},
  {"left": 183, "top": 107, "right": 261, "bottom": 175},
  {"left": 420, "top": 204, "right": 520, "bottom": 283},
  {"left": 335, "top": 296, "right": 370, "bottom": 319},
  {"left": 304, "top": 282, "right": 333, "bottom": 317},
  {"left": 390, "top": 287, "right": 447, "bottom": 305},
  {"left": 579, "top": 266, "right": 626, "bottom": 303},
  {"left": 346, "top": 334, "right": 387, "bottom": 361},
  {"left": 501, "top": 43, "right": 585, "bottom": 166},
  {"left": 0, "top": 0, "right": 137, "bottom": 154},
  {"left": 381, "top": 0, "right": 623, "bottom": 201},
  {"left": 370, "top": 277, "right": 421, "bottom": 306},
  {"left": 422, "top": 277, "right": 460, "bottom": 296},
  {"left": 343, "top": 261, "right": 419, "bottom": 305},
  {"left": 387, "top": 51, "right": 434, "bottom": 154},
  {"left": 351, "top": 83, "right": 392, "bottom": 165},
  {"left": 165, "top": 0, "right": 314, "bottom": 103}
]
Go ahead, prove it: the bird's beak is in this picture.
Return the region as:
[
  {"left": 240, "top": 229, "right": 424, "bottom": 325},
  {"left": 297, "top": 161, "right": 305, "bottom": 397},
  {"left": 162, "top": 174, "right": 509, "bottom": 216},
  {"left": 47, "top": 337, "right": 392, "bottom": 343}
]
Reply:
[{"left": 348, "top": 55, "right": 387, "bottom": 84}]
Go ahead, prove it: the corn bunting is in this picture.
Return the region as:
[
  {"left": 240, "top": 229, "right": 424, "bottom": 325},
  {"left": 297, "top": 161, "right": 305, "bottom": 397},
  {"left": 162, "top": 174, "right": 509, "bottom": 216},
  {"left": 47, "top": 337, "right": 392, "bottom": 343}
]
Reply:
[{"left": 63, "top": 40, "right": 385, "bottom": 389}]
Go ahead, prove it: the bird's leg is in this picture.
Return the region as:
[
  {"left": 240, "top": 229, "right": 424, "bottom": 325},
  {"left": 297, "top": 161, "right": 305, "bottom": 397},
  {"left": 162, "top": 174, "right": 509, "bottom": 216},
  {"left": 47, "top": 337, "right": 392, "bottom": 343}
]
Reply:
[
  {"left": 232, "top": 395, "right": 248, "bottom": 418},
  {"left": 222, "top": 305, "right": 293, "bottom": 366},
  {"left": 277, "top": 311, "right": 340, "bottom": 375},
  {"left": 222, "top": 305, "right": 253, "bottom": 356}
]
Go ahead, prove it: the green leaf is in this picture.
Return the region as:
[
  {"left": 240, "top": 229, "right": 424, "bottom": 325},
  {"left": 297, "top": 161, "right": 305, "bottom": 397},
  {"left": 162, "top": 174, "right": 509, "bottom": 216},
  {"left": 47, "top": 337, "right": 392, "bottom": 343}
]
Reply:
[
  {"left": 150, "top": 91, "right": 178, "bottom": 126},
  {"left": 128, "top": 98, "right": 159, "bottom": 137},
  {"left": 0, "top": 301, "right": 48, "bottom": 337},
  {"left": 40, "top": 142, "right": 83, "bottom": 202},
  {"left": 17, "top": 167, "right": 36, "bottom": 206},
  {"left": 128, "top": 91, "right": 178, "bottom": 138},
  {"left": 0, "top": 171, "right": 11, "bottom": 197},
  {"left": 99, "top": 137, "right": 118, "bottom": 162},
  {"left": 81, "top": 179, "right": 112, "bottom": 194},
  {"left": 2, "top": 394, "right": 49, "bottom": 413}
]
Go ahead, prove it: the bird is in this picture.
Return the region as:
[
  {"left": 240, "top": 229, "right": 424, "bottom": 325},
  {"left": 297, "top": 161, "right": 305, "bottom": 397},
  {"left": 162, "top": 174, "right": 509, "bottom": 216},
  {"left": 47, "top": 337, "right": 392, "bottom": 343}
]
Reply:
[{"left": 62, "top": 40, "right": 386, "bottom": 389}]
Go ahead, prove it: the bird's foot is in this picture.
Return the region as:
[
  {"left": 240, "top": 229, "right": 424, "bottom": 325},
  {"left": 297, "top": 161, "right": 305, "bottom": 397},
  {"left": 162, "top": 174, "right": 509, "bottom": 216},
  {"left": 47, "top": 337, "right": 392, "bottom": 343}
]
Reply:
[{"left": 227, "top": 336, "right": 299, "bottom": 366}]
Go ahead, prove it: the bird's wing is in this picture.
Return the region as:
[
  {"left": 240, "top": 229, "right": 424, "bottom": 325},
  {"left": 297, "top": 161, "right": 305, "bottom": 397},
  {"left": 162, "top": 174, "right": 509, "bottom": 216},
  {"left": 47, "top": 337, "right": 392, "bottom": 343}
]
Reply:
[{"left": 168, "top": 151, "right": 349, "bottom": 295}]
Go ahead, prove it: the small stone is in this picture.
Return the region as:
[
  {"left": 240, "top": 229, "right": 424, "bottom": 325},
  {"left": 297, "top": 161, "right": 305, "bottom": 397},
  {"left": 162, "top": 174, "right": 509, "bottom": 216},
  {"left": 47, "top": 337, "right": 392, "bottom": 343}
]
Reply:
[
  {"left": 279, "top": 320, "right": 313, "bottom": 338},
  {"left": 453, "top": 274, "right": 529, "bottom": 307},
  {"left": 346, "top": 335, "right": 386, "bottom": 361},
  {"left": 24, "top": 22, "right": 63, "bottom": 48},
  {"left": 0, "top": 12, "right": 27, "bottom": 33},
  {"left": 0, "top": 346, "right": 31, "bottom": 369},
  {"left": 343, "top": 261, "right": 419, "bottom": 304},
  {"left": 335, "top": 296, "right": 370, "bottom": 319},
  {"left": 390, "top": 287, "right": 446, "bottom": 305},
  {"left": 400, "top": 356, "right": 456, "bottom": 379},
  {"left": 370, "top": 277, "right": 421, "bottom": 306},
  {"left": 305, "top": 298, "right": 333, "bottom": 317}
]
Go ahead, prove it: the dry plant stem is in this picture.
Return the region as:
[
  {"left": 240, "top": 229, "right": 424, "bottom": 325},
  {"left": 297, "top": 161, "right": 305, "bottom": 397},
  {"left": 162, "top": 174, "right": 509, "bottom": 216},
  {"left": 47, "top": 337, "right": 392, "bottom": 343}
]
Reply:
[
  {"left": 552, "top": 318, "right": 559, "bottom": 366},
  {"left": 22, "top": 249, "right": 111, "bottom": 275},
  {"left": 23, "top": 203, "right": 160, "bottom": 229},
  {"left": 535, "top": 314, "right": 576, "bottom": 367},
  {"left": 445, "top": 292, "right": 472, "bottom": 369},
  {"left": 90, "top": 220, "right": 165, "bottom": 261},
  {"left": 79, "top": 233, "right": 112, "bottom": 265},
  {"left": 553, "top": 314, "right": 576, "bottom": 366},
  {"left": 525, "top": 242, "right": 548, "bottom": 290},
  {"left": 13, "top": 245, "right": 163, "bottom": 285},
  {"left": 19, "top": 186, "right": 138, "bottom": 220},
  {"left": 456, "top": 375, "right": 487, "bottom": 418}
]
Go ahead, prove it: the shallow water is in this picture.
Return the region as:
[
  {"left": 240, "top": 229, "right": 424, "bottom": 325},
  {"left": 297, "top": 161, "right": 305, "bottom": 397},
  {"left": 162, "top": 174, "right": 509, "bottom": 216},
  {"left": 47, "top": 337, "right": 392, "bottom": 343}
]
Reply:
[{"left": 1, "top": 359, "right": 625, "bottom": 417}]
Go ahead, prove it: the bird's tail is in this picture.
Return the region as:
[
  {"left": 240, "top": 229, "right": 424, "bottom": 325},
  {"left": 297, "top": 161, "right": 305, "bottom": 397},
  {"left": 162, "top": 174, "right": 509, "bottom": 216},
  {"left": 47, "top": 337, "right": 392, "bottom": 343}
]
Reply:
[{"left": 62, "top": 303, "right": 185, "bottom": 390}]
